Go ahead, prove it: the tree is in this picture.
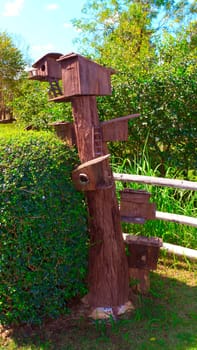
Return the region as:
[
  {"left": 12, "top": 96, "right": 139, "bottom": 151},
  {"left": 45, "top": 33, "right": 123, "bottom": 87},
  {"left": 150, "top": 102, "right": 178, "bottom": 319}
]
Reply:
[
  {"left": 72, "top": 0, "right": 197, "bottom": 177},
  {"left": 72, "top": 0, "right": 192, "bottom": 59},
  {"left": 0, "top": 32, "right": 25, "bottom": 120},
  {"left": 11, "top": 76, "right": 73, "bottom": 129}
]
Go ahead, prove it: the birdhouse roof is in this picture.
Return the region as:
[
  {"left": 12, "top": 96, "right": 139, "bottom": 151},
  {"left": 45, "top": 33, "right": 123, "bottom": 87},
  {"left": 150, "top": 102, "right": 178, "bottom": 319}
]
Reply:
[
  {"left": 32, "top": 52, "right": 63, "bottom": 68},
  {"left": 57, "top": 52, "right": 116, "bottom": 74}
]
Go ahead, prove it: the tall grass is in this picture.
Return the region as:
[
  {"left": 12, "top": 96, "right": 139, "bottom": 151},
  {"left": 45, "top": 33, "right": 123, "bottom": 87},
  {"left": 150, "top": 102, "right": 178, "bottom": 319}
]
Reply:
[{"left": 112, "top": 152, "right": 197, "bottom": 250}]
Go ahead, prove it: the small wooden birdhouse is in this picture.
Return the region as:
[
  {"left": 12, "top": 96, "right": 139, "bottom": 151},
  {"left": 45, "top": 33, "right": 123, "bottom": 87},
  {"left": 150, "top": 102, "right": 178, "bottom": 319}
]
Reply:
[
  {"left": 72, "top": 154, "right": 112, "bottom": 191},
  {"left": 124, "top": 235, "right": 163, "bottom": 270},
  {"left": 51, "top": 52, "right": 114, "bottom": 100},
  {"left": 101, "top": 115, "right": 140, "bottom": 142},
  {"left": 120, "top": 189, "right": 156, "bottom": 223},
  {"left": 29, "top": 52, "right": 63, "bottom": 81},
  {"left": 49, "top": 122, "right": 76, "bottom": 146}
]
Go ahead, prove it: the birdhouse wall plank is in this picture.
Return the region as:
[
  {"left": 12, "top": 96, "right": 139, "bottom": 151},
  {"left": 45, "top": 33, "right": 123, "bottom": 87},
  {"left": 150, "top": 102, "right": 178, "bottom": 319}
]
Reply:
[
  {"left": 78, "top": 55, "right": 112, "bottom": 96},
  {"left": 47, "top": 56, "right": 62, "bottom": 79},
  {"left": 50, "top": 122, "right": 76, "bottom": 146},
  {"left": 125, "top": 235, "right": 162, "bottom": 270},
  {"left": 120, "top": 189, "right": 151, "bottom": 203},
  {"left": 120, "top": 202, "right": 156, "bottom": 220},
  {"left": 29, "top": 53, "right": 62, "bottom": 81},
  {"left": 58, "top": 53, "right": 113, "bottom": 97},
  {"left": 120, "top": 189, "right": 156, "bottom": 221},
  {"left": 61, "top": 58, "right": 81, "bottom": 96},
  {"left": 101, "top": 115, "right": 140, "bottom": 142},
  {"left": 72, "top": 154, "right": 112, "bottom": 191},
  {"left": 102, "top": 120, "right": 128, "bottom": 142}
]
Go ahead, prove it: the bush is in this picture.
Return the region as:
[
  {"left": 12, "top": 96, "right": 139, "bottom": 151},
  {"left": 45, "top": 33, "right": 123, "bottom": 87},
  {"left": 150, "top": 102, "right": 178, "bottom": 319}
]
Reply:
[{"left": 0, "top": 130, "right": 88, "bottom": 325}]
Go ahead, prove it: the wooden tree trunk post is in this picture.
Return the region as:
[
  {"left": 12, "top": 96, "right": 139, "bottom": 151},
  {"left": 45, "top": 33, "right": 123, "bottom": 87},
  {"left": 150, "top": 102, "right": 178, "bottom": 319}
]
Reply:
[
  {"left": 29, "top": 52, "right": 136, "bottom": 318},
  {"left": 71, "top": 96, "right": 130, "bottom": 312}
]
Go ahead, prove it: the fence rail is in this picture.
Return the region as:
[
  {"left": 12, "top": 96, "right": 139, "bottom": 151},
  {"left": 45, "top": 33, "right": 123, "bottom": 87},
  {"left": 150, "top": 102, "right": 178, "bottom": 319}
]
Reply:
[
  {"left": 114, "top": 172, "right": 197, "bottom": 259},
  {"left": 114, "top": 172, "right": 197, "bottom": 228},
  {"left": 114, "top": 173, "right": 197, "bottom": 191}
]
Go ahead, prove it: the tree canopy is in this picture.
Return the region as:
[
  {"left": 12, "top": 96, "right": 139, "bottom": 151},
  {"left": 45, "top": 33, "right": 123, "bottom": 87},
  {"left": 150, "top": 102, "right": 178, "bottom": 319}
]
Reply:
[
  {"left": 72, "top": 0, "right": 197, "bottom": 177},
  {"left": 0, "top": 32, "right": 25, "bottom": 119}
]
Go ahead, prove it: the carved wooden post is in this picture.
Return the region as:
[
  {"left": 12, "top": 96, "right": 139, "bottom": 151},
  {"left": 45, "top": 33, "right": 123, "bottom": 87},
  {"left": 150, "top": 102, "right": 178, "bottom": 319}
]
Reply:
[
  {"left": 29, "top": 52, "right": 138, "bottom": 318},
  {"left": 71, "top": 96, "right": 129, "bottom": 309}
]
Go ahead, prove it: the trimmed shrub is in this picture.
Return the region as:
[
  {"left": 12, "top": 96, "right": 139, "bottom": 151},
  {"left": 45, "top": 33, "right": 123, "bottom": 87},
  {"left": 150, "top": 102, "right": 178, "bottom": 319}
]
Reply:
[{"left": 0, "top": 130, "right": 88, "bottom": 325}]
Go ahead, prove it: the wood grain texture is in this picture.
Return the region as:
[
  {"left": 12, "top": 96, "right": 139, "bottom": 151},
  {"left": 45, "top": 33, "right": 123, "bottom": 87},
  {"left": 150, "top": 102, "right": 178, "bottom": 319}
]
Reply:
[{"left": 71, "top": 96, "right": 129, "bottom": 307}]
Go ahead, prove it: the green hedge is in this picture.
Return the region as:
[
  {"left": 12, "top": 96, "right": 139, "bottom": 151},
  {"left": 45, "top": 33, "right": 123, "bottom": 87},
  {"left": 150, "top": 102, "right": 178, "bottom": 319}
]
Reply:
[{"left": 0, "top": 130, "right": 88, "bottom": 325}]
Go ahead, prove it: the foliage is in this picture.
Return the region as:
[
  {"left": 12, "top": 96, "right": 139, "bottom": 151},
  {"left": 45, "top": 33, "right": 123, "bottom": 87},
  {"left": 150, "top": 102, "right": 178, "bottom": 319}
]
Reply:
[
  {"left": 72, "top": 0, "right": 194, "bottom": 57},
  {"left": 72, "top": 0, "right": 197, "bottom": 177},
  {"left": 10, "top": 75, "right": 73, "bottom": 129},
  {"left": 0, "top": 130, "right": 88, "bottom": 325},
  {"left": 113, "top": 155, "right": 197, "bottom": 250},
  {"left": 0, "top": 32, "right": 25, "bottom": 117},
  {"left": 1, "top": 258, "right": 197, "bottom": 350}
]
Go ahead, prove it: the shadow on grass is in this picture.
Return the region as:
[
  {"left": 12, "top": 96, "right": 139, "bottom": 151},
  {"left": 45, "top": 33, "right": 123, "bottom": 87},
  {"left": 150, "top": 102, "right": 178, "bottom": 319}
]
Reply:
[{"left": 1, "top": 259, "right": 197, "bottom": 350}]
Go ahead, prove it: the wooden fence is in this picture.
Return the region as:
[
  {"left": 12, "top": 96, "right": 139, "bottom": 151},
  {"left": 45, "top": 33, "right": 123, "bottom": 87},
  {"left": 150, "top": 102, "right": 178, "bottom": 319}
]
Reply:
[{"left": 114, "top": 172, "right": 197, "bottom": 259}]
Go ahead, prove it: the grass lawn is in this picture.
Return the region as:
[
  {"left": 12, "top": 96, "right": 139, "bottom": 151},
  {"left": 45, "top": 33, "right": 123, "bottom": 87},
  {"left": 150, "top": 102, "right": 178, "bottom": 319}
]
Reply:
[{"left": 1, "top": 255, "right": 197, "bottom": 350}]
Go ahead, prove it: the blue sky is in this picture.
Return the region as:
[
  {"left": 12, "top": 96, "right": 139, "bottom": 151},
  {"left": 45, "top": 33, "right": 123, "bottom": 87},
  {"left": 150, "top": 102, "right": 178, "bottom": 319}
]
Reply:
[{"left": 0, "top": 0, "right": 86, "bottom": 63}]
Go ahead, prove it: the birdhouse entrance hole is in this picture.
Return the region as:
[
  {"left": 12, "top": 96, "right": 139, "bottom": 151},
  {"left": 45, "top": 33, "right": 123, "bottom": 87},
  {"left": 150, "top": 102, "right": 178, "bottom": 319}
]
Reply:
[{"left": 79, "top": 173, "right": 89, "bottom": 185}]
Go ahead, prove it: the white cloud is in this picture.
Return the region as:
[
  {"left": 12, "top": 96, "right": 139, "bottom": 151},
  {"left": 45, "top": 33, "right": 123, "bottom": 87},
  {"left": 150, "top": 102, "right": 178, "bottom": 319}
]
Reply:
[
  {"left": 3, "top": 0, "right": 24, "bottom": 17},
  {"left": 46, "top": 3, "right": 59, "bottom": 10}
]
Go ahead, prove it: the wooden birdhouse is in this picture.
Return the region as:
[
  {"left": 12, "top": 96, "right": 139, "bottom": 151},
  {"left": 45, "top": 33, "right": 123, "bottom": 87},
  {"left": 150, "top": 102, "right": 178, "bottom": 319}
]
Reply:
[
  {"left": 29, "top": 52, "right": 63, "bottom": 81},
  {"left": 101, "top": 114, "right": 140, "bottom": 142},
  {"left": 120, "top": 189, "right": 156, "bottom": 223},
  {"left": 72, "top": 154, "right": 112, "bottom": 191},
  {"left": 124, "top": 234, "right": 162, "bottom": 294},
  {"left": 125, "top": 235, "right": 162, "bottom": 270},
  {"left": 50, "top": 52, "right": 115, "bottom": 101},
  {"left": 49, "top": 121, "right": 76, "bottom": 146}
]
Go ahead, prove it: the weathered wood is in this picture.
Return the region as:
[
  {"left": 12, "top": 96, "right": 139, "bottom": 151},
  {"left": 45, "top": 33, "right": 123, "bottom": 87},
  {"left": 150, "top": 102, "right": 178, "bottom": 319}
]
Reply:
[
  {"left": 120, "top": 203, "right": 156, "bottom": 221},
  {"left": 101, "top": 114, "right": 140, "bottom": 142},
  {"left": 120, "top": 189, "right": 151, "bottom": 203},
  {"left": 120, "top": 189, "right": 156, "bottom": 221},
  {"left": 114, "top": 173, "right": 197, "bottom": 191},
  {"left": 57, "top": 53, "right": 114, "bottom": 98},
  {"left": 102, "top": 119, "right": 128, "bottom": 142},
  {"left": 129, "top": 268, "right": 150, "bottom": 294},
  {"left": 49, "top": 121, "right": 76, "bottom": 146},
  {"left": 125, "top": 235, "right": 162, "bottom": 294},
  {"left": 71, "top": 96, "right": 129, "bottom": 307},
  {"left": 72, "top": 154, "right": 112, "bottom": 191},
  {"left": 124, "top": 235, "right": 162, "bottom": 270},
  {"left": 122, "top": 234, "right": 197, "bottom": 260},
  {"left": 102, "top": 114, "right": 140, "bottom": 125},
  {"left": 121, "top": 216, "right": 146, "bottom": 224},
  {"left": 29, "top": 53, "right": 133, "bottom": 313},
  {"left": 29, "top": 52, "right": 62, "bottom": 81}
]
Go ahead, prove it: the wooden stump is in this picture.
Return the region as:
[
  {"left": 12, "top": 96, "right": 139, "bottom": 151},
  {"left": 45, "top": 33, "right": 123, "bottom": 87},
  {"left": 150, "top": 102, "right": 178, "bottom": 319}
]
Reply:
[{"left": 71, "top": 96, "right": 130, "bottom": 309}]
